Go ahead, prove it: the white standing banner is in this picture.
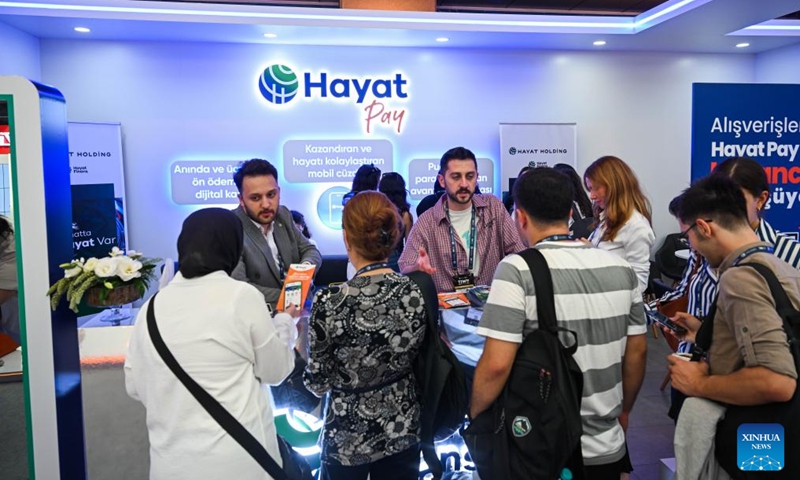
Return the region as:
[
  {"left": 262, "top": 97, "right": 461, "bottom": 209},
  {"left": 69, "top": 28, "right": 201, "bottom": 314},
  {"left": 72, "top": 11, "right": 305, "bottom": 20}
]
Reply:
[
  {"left": 67, "top": 122, "right": 128, "bottom": 259},
  {"left": 499, "top": 123, "right": 577, "bottom": 196}
]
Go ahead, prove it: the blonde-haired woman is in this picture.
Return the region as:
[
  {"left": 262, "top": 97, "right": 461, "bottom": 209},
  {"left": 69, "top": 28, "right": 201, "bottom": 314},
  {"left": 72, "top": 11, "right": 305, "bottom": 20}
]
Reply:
[{"left": 584, "top": 155, "right": 655, "bottom": 295}]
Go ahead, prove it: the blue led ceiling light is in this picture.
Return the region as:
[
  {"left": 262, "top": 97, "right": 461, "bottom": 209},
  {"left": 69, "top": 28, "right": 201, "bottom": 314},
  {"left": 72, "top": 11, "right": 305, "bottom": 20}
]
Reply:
[{"left": 0, "top": 0, "right": 709, "bottom": 34}]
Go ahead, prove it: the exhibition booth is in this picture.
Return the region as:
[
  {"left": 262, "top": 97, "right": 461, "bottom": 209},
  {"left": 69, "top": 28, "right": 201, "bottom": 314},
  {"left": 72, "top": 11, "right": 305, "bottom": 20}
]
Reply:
[{"left": 1, "top": 0, "right": 799, "bottom": 478}]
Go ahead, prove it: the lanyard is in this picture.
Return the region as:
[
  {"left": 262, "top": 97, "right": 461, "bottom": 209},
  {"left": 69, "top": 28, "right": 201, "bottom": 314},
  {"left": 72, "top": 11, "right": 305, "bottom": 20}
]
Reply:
[
  {"left": 537, "top": 234, "right": 574, "bottom": 245},
  {"left": 732, "top": 245, "right": 774, "bottom": 266},
  {"left": 354, "top": 262, "right": 391, "bottom": 277},
  {"left": 446, "top": 202, "right": 476, "bottom": 273}
]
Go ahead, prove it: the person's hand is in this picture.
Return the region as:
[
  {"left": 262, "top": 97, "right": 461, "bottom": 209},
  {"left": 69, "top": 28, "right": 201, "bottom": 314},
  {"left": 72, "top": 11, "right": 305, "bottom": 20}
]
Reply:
[
  {"left": 415, "top": 247, "right": 436, "bottom": 275},
  {"left": 283, "top": 303, "right": 301, "bottom": 319},
  {"left": 618, "top": 410, "right": 630, "bottom": 434},
  {"left": 667, "top": 355, "right": 709, "bottom": 397},
  {"left": 662, "top": 312, "right": 702, "bottom": 343}
]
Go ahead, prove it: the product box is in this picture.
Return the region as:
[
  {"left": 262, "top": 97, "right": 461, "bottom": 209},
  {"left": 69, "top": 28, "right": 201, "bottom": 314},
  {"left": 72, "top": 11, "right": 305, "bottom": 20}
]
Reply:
[
  {"left": 277, "top": 263, "right": 317, "bottom": 311},
  {"left": 438, "top": 291, "right": 471, "bottom": 309}
]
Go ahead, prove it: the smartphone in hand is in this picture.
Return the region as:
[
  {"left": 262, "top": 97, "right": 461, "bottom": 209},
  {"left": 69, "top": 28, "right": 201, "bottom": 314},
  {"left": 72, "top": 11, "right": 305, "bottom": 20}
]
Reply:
[
  {"left": 646, "top": 309, "right": 687, "bottom": 335},
  {"left": 284, "top": 281, "right": 303, "bottom": 310}
]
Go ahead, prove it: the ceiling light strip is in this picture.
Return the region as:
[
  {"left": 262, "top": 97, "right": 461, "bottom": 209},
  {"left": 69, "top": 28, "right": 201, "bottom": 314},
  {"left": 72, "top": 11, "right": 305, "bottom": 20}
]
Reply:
[{"left": 0, "top": 1, "right": 634, "bottom": 30}]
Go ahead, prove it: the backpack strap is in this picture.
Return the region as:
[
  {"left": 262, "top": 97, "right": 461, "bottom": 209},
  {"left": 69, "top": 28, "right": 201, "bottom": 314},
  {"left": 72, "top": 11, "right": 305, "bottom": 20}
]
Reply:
[
  {"left": 740, "top": 262, "right": 798, "bottom": 325},
  {"left": 692, "top": 261, "right": 800, "bottom": 363},
  {"left": 738, "top": 262, "right": 800, "bottom": 365},
  {"left": 518, "top": 248, "right": 578, "bottom": 356},
  {"left": 691, "top": 300, "right": 717, "bottom": 362}
]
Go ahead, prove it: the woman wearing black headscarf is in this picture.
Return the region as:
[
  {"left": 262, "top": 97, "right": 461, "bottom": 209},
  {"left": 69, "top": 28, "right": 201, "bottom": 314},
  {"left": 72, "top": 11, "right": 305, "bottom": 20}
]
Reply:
[{"left": 125, "top": 208, "right": 297, "bottom": 480}]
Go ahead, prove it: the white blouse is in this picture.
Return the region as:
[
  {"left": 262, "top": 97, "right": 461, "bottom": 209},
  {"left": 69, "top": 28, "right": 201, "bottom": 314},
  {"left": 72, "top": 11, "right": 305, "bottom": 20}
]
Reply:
[
  {"left": 590, "top": 210, "right": 655, "bottom": 294},
  {"left": 125, "top": 271, "right": 296, "bottom": 480}
]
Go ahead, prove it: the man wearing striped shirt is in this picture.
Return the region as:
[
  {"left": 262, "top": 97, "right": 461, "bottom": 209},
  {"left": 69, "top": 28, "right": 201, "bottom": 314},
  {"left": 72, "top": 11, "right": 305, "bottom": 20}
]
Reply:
[{"left": 470, "top": 168, "right": 648, "bottom": 476}]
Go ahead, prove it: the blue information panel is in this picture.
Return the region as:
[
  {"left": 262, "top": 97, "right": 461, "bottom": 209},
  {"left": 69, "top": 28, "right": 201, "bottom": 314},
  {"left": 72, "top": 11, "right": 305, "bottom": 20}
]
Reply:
[{"left": 692, "top": 83, "right": 800, "bottom": 238}]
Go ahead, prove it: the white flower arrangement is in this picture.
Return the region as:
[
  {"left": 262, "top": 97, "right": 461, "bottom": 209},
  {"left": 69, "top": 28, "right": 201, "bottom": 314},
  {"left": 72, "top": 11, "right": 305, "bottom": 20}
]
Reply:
[{"left": 47, "top": 247, "right": 159, "bottom": 312}]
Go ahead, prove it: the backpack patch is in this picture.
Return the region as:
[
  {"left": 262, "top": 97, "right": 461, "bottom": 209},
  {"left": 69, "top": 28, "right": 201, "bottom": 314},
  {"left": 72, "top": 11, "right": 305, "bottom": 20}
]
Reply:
[{"left": 512, "top": 416, "right": 532, "bottom": 437}]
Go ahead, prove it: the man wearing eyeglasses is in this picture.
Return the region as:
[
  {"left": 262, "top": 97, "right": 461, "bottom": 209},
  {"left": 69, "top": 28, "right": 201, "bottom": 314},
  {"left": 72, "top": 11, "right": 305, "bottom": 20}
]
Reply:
[{"left": 664, "top": 175, "right": 798, "bottom": 479}]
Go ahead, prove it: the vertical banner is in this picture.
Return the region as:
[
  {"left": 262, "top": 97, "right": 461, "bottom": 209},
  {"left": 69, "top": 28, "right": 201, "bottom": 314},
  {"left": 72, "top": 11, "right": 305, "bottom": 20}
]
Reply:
[
  {"left": 499, "top": 123, "right": 577, "bottom": 198},
  {"left": 692, "top": 84, "right": 800, "bottom": 239},
  {"left": 67, "top": 122, "right": 129, "bottom": 258}
]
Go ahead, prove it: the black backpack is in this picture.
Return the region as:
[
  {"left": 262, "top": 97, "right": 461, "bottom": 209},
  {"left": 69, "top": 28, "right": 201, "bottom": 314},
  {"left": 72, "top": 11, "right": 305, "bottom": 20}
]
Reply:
[
  {"left": 694, "top": 262, "right": 800, "bottom": 479},
  {"left": 407, "top": 271, "right": 469, "bottom": 480},
  {"left": 463, "top": 248, "right": 585, "bottom": 480}
]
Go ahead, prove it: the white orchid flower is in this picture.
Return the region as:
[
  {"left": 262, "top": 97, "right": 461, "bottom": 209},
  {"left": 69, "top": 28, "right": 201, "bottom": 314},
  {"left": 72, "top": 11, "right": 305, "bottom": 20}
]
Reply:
[
  {"left": 94, "top": 257, "right": 118, "bottom": 278},
  {"left": 83, "top": 257, "right": 99, "bottom": 273},
  {"left": 116, "top": 256, "right": 143, "bottom": 282},
  {"left": 126, "top": 249, "right": 142, "bottom": 259},
  {"left": 64, "top": 266, "right": 82, "bottom": 278},
  {"left": 109, "top": 246, "right": 123, "bottom": 257}
]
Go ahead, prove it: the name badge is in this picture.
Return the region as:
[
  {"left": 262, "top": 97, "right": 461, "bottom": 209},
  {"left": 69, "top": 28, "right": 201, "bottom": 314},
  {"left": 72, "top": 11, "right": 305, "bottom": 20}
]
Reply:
[{"left": 453, "top": 273, "right": 475, "bottom": 291}]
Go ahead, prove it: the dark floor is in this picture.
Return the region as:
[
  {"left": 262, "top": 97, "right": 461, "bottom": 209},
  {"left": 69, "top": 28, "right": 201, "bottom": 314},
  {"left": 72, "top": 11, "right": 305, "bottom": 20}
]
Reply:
[
  {"left": 0, "top": 379, "right": 28, "bottom": 480},
  {"left": 628, "top": 331, "right": 676, "bottom": 480},
  {"left": 0, "top": 333, "right": 676, "bottom": 480}
]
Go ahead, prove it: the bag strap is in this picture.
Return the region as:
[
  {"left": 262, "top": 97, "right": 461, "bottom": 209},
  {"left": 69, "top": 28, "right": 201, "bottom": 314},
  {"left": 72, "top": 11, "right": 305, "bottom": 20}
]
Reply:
[
  {"left": 738, "top": 263, "right": 800, "bottom": 364},
  {"left": 406, "top": 270, "right": 445, "bottom": 480},
  {"left": 740, "top": 262, "right": 799, "bottom": 329},
  {"left": 146, "top": 293, "right": 289, "bottom": 480},
  {"left": 407, "top": 271, "right": 441, "bottom": 340},
  {"left": 518, "top": 248, "right": 578, "bottom": 356},
  {"left": 692, "top": 261, "right": 800, "bottom": 363}
]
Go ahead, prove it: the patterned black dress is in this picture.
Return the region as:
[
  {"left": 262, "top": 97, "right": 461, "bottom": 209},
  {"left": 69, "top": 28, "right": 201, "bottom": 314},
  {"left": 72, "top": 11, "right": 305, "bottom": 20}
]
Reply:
[{"left": 303, "top": 272, "right": 427, "bottom": 466}]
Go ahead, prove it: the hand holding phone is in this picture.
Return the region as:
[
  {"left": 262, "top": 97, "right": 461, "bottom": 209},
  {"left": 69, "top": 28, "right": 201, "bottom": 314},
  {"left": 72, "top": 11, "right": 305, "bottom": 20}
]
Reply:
[
  {"left": 646, "top": 309, "right": 687, "bottom": 335},
  {"left": 284, "top": 281, "right": 303, "bottom": 310}
]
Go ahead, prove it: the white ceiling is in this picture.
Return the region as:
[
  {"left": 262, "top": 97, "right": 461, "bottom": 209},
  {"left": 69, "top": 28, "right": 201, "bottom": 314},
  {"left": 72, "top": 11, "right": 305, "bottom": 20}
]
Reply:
[{"left": 0, "top": 0, "right": 799, "bottom": 53}]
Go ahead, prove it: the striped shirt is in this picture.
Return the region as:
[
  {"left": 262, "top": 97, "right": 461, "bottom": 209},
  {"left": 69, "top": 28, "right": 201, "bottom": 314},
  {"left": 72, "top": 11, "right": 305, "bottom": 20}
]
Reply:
[
  {"left": 757, "top": 219, "right": 800, "bottom": 269},
  {"left": 658, "top": 218, "right": 800, "bottom": 353},
  {"left": 399, "top": 194, "right": 526, "bottom": 293},
  {"left": 477, "top": 241, "right": 646, "bottom": 465}
]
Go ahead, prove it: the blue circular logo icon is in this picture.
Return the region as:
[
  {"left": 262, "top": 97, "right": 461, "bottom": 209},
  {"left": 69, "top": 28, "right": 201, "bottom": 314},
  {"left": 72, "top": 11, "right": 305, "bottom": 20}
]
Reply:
[
  {"left": 316, "top": 186, "right": 350, "bottom": 230},
  {"left": 509, "top": 147, "right": 517, "bottom": 155},
  {"left": 259, "top": 64, "right": 299, "bottom": 104}
]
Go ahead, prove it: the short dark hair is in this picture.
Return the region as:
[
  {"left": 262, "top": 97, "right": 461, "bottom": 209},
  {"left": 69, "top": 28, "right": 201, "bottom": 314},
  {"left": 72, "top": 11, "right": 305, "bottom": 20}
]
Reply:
[
  {"left": 513, "top": 167, "right": 574, "bottom": 225},
  {"left": 712, "top": 157, "right": 769, "bottom": 198},
  {"left": 233, "top": 159, "right": 278, "bottom": 192},
  {"left": 351, "top": 164, "right": 381, "bottom": 192},
  {"left": 440, "top": 147, "right": 477, "bottom": 173},
  {"left": 675, "top": 175, "right": 749, "bottom": 231},
  {"left": 668, "top": 194, "right": 682, "bottom": 218}
]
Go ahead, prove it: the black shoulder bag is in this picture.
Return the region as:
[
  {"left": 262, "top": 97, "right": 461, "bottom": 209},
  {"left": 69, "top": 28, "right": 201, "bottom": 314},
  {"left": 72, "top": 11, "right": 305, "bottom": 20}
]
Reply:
[
  {"left": 692, "top": 263, "right": 800, "bottom": 479},
  {"left": 146, "top": 293, "right": 313, "bottom": 480}
]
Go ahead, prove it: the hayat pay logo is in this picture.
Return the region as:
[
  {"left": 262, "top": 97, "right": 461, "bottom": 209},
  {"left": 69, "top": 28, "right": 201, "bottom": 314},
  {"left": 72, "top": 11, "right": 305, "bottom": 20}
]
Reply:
[
  {"left": 738, "top": 424, "right": 784, "bottom": 471},
  {"left": 259, "top": 65, "right": 299, "bottom": 104},
  {"left": 257, "top": 63, "right": 408, "bottom": 105}
]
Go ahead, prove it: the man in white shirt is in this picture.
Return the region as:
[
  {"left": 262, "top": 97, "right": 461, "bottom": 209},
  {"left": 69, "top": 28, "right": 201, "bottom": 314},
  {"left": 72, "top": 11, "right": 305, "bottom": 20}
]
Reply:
[{"left": 231, "top": 159, "right": 322, "bottom": 310}]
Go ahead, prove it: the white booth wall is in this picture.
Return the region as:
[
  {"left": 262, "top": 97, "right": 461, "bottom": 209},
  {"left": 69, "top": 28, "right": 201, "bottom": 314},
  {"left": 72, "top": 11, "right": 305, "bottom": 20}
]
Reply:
[
  {"left": 0, "top": 21, "right": 41, "bottom": 81},
  {"left": 755, "top": 42, "right": 800, "bottom": 83},
  {"left": 37, "top": 39, "right": 758, "bottom": 259}
]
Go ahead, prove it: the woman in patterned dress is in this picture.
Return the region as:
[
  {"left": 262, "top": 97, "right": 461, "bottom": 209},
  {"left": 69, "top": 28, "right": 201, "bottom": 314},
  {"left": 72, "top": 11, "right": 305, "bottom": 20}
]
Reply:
[{"left": 304, "top": 191, "right": 427, "bottom": 480}]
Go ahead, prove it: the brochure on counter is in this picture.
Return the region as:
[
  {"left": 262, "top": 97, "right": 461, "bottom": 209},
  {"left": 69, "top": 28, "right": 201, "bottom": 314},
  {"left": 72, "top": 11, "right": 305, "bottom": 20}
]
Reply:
[{"left": 437, "top": 285, "right": 491, "bottom": 309}]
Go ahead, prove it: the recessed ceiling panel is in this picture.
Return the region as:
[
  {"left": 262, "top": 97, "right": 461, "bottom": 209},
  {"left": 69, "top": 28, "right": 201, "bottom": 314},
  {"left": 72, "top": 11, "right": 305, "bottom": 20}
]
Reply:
[{"left": 436, "top": 0, "right": 669, "bottom": 15}]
